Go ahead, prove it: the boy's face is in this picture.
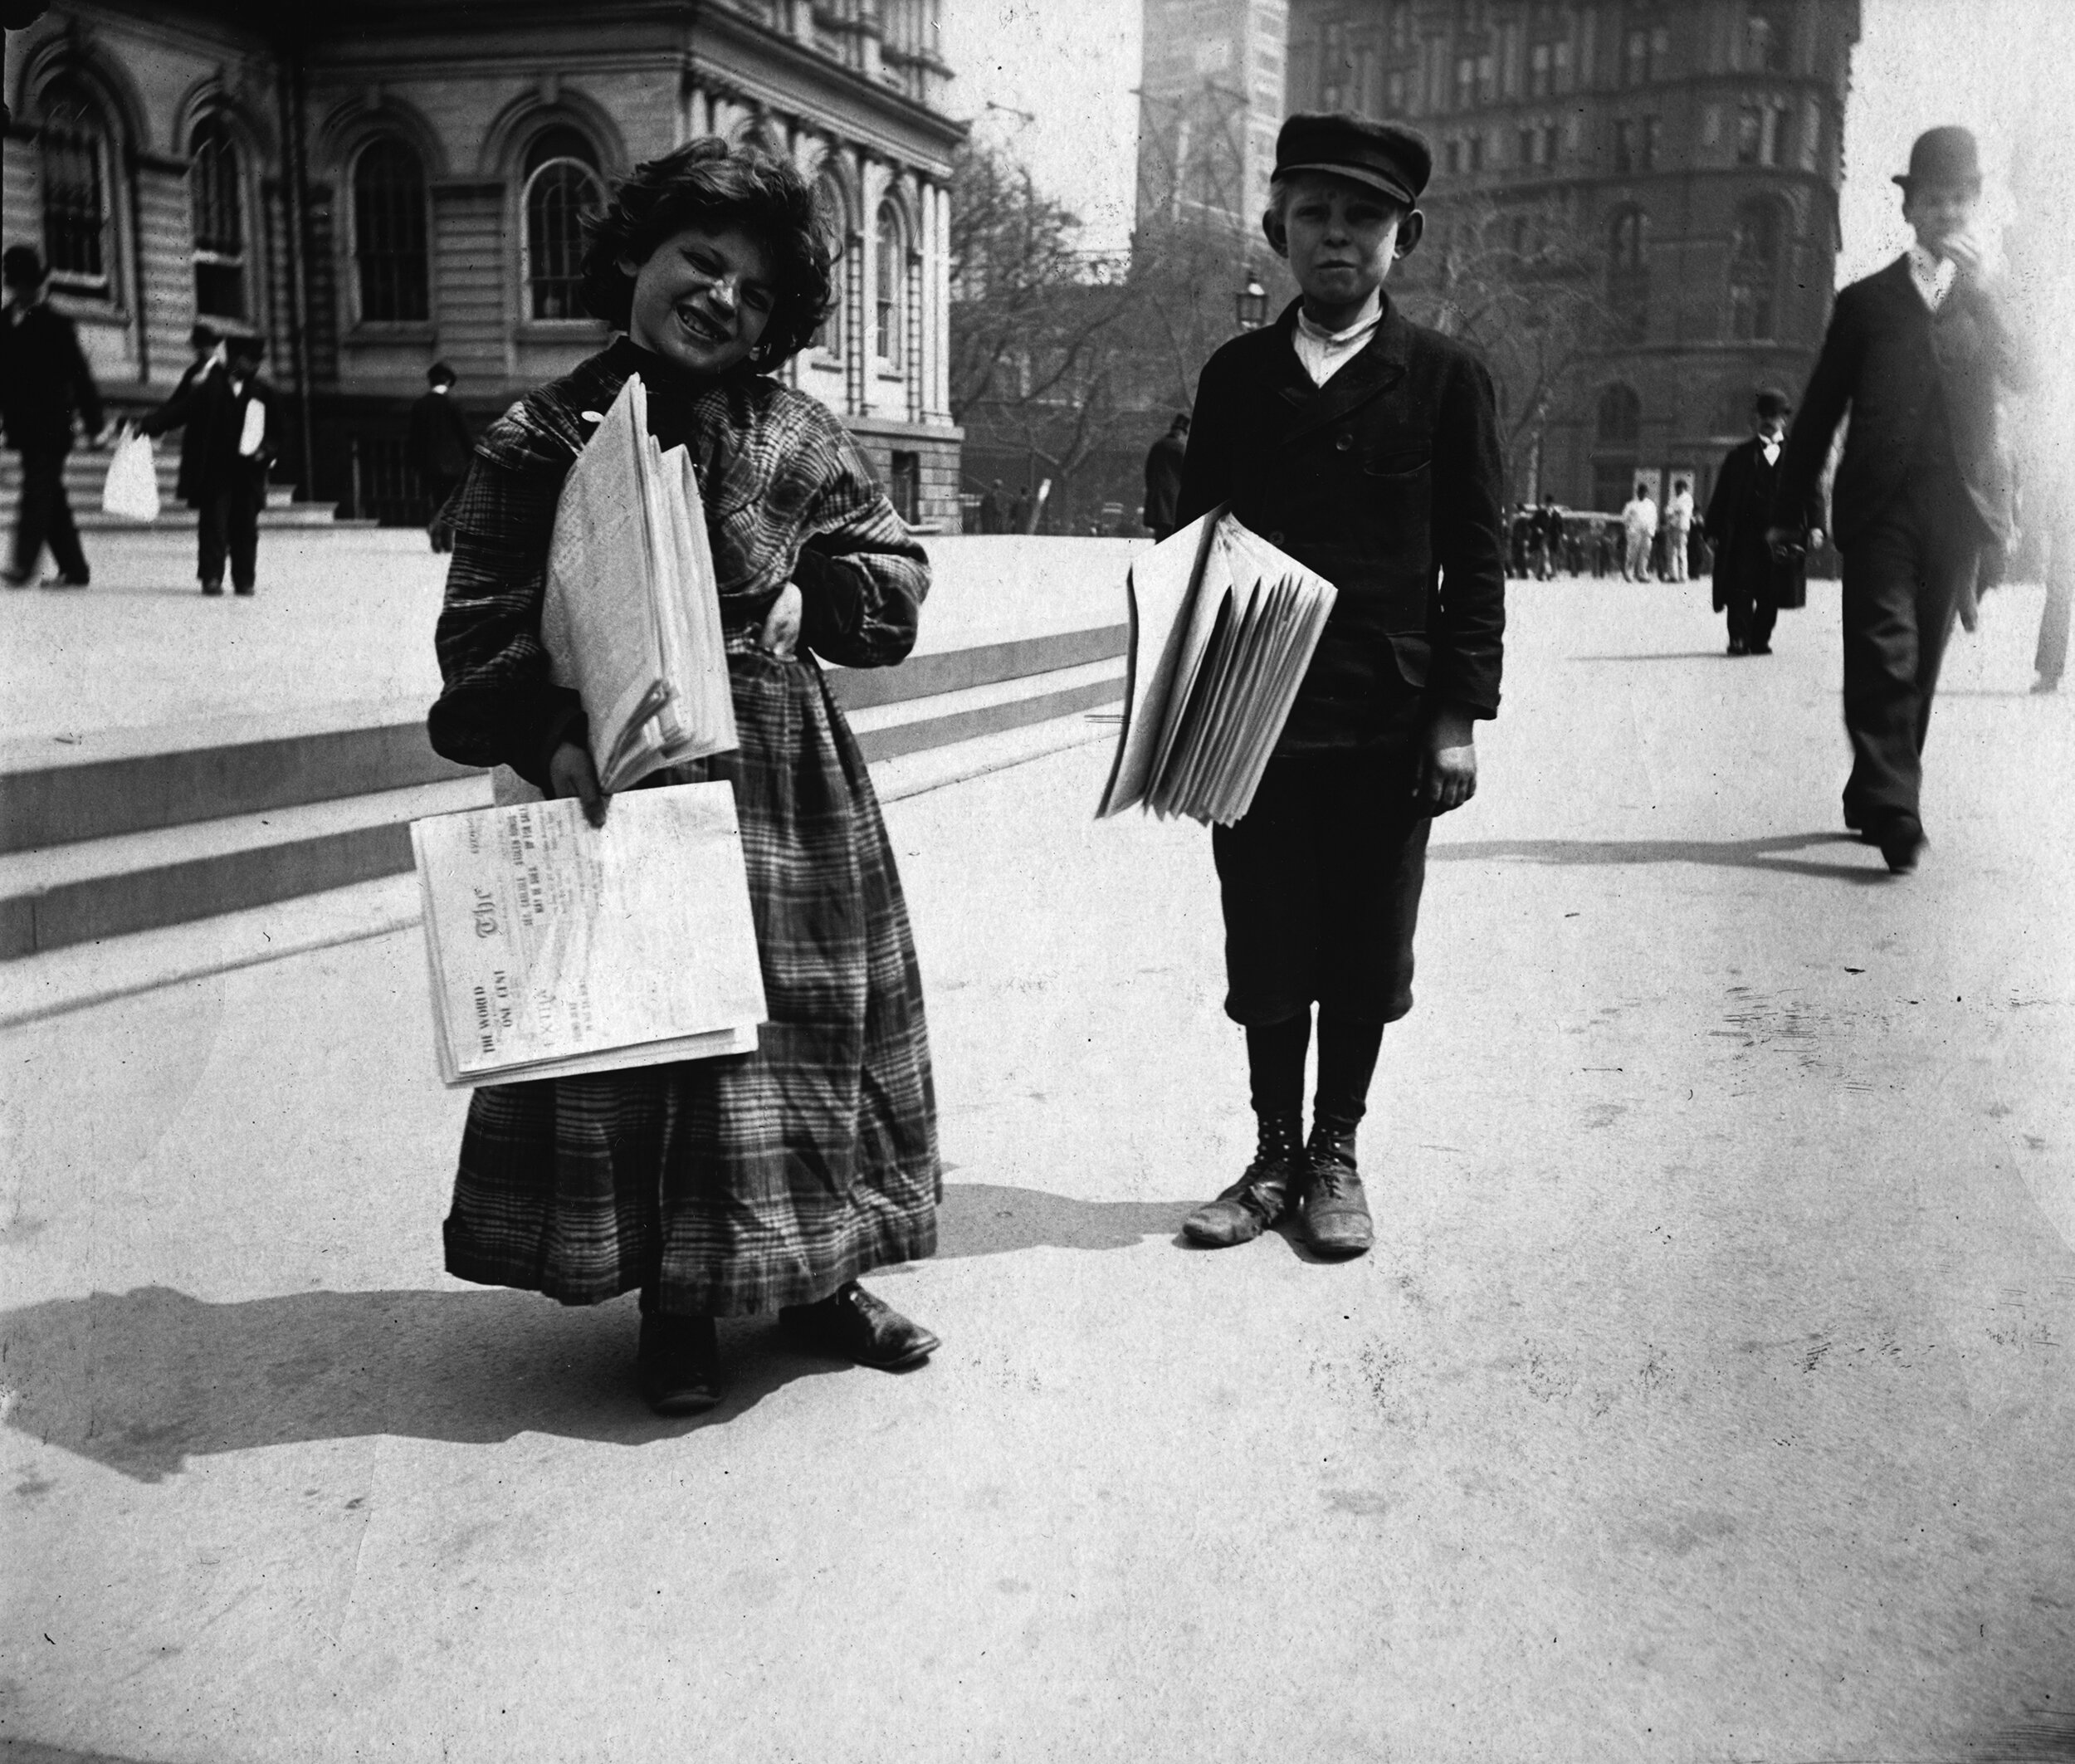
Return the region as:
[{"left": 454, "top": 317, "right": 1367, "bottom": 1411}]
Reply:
[{"left": 1277, "top": 171, "right": 1417, "bottom": 315}]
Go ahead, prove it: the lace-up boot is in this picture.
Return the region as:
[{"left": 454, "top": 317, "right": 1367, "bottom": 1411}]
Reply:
[
  {"left": 1184, "top": 1114, "right": 1303, "bottom": 1247},
  {"left": 1299, "top": 1117, "right": 1374, "bottom": 1257}
]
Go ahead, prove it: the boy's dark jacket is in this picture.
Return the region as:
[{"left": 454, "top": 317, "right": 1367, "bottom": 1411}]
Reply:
[
  {"left": 1175, "top": 295, "right": 1506, "bottom": 750},
  {"left": 140, "top": 366, "right": 277, "bottom": 505}
]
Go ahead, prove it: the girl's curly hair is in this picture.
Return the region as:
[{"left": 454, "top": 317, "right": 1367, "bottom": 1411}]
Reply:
[{"left": 579, "top": 138, "right": 837, "bottom": 366}]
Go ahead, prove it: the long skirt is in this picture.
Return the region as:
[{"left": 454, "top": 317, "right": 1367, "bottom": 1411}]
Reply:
[{"left": 442, "top": 645, "right": 940, "bottom": 1316}]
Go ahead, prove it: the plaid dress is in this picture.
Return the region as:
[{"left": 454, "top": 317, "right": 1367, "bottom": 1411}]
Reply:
[{"left": 427, "top": 340, "right": 939, "bottom": 1316}]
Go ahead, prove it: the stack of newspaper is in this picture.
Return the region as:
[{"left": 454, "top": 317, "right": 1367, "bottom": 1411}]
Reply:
[
  {"left": 412, "top": 783, "right": 767, "bottom": 1087},
  {"left": 1096, "top": 508, "right": 1338, "bottom": 826},
  {"left": 541, "top": 371, "right": 736, "bottom": 791}
]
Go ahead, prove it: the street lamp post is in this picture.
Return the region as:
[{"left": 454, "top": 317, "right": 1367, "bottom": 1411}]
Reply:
[{"left": 1235, "top": 270, "right": 1268, "bottom": 331}]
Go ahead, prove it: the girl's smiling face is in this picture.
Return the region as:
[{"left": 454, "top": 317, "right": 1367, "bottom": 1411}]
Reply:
[{"left": 619, "top": 221, "right": 777, "bottom": 375}]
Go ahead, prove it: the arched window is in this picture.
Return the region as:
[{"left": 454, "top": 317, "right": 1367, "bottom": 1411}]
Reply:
[
  {"left": 1608, "top": 205, "right": 1649, "bottom": 341},
  {"left": 1597, "top": 384, "right": 1641, "bottom": 447},
  {"left": 189, "top": 115, "right": 247, "bottom": 321},
  {"left": 874, "top": 200, "right": 904, "bottom": 367},
  {"left": 814, "top": 169, "right": 848, "bottom": 356},
  {"left": 37, "top": 77, "right": 113, "bottom": 290},
  {"left": 354, "top": 136, "right": 429, "bottom": 323},
  {"left": 522, "top": 127, "right": 603, "bottom": 321},
  {"left": 1727, "top": 199, "right": 1782, "bottom": 341}
]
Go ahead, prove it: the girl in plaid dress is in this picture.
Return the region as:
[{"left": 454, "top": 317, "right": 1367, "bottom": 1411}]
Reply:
[{"left": 427, "top": 140, "right": 941, "bottom": 1415}]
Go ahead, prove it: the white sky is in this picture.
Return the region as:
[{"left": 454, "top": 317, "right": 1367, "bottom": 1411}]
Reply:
[{"left": 941, "top": 0, "right": 2075, "bottom": 277}]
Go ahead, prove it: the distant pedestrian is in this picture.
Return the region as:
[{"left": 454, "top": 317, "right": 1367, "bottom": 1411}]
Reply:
[
  {"left": 1508, "top": 503, "right": 1532, "bottom": 576},
  {"left": 1593, "top": 522, "right": 1613, "bottom": 578},
  {"left": 1706, "top": 389, "right": 1818, "bottom": 657},
  {"left": 1621, "top": 482, "right": 1658, "bottom": 579},
  {"left": 1663, "top": 478, "right": 1695, "bottom": 581},
  {"left": 1535, "top": 493, "right": 1565, "bottom": 578},
  {"left": 1009, "top": 486, "right": 1031, "bottom": 533},
  {"left": 1143, "top": 412, "right": 1189, "bottom": 540},
  {"left": 1172, "top": 113, "right": 1503, "bottom": 1262},
  {"left": 1772, "top": 125, "right": 2032, "bottom": 873},
  {"left": 1, "top": 244, "right": 105, "bottom": 589},
  {"left": 407, "top": 361, "right": 473, "bottom": 553},
  {"left": 976, "top": 477, "right": 1005, "bottom": 534},
  {"left": 139, "top": 334, "right": 277, "bottom": 596}
]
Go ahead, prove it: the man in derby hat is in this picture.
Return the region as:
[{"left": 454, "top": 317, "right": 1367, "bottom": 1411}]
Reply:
[
  {"left": 1707, "top": 388, "right": 1823, "bottom": 656},
  {"left": 0, "top": 243, "right": 105, "bottom": 589},
  {"left": 1169, "top": 111, "right": 1505, "bottom": 1261},
  {"left": 1770, "top": 125, "right": 2031, "bottom": 873}
]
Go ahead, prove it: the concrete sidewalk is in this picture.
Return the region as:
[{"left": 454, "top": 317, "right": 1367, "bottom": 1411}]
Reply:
[{"left": 3, "top": 578, "right": 2073, "bottom": 1763}]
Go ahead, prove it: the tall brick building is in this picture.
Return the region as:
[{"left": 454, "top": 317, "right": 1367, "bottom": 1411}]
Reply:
[
  {"left": 2, "top": 0, "right": 965, "bottom": 527},
  {"left": 1275, "top": 0, "right": 1858, "bottom": 511}
]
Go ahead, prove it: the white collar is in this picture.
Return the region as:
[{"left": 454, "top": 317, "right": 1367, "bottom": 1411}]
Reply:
[
  {"left": 1907, "top": 242, "right": 1958, "bottom": 311},
  {"left": 1296, "top": 290, "right": 1383, "bottom": 346}
]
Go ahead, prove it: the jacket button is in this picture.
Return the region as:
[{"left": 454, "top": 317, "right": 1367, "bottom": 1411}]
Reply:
[
  {"left": 1335, "top": 434, "right": 1353, "bottom": 451},
  {"left": 1269, "top": 530, "right": 1286, "bottom": 545}
]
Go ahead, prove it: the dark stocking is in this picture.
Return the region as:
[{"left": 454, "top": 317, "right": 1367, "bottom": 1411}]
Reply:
[
  {"left": 1245, "top": 1011, "right": 1311, "bottom": 1125},
  {"left": 1313, "top": 1012, "right": 1384, "bottom": 1132}
]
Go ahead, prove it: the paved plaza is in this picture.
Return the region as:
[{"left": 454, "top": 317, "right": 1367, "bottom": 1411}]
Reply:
[{"left": 3, "top": 556, "right": 2073, "bottom": 1762}]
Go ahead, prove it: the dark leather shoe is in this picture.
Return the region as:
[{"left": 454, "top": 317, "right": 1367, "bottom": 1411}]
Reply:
[
  {"left": 200, "top": 579, "right": 223, "bottom": 597},
  {"left": 637, "top": 1313, "right": 722, "bottom": 1415},
  {"left": 1727, "top": 639, "right": 1748, "bottom": 656},
  {"left": 1298, "top": 1121, "right": 1374, "bottom": 1258},
  {"left": 1749, "top": 642, "right": 1771, "bottom": 655},
  {"left": 780, "top": 1282, "right": 940, "bottom": 1369},
  {"left": 1184, "top": 1114, "right": 1302, "bottom": 1246},
  {"left": 1880, "top": 820, "right": 1926, "bottom": 875}
]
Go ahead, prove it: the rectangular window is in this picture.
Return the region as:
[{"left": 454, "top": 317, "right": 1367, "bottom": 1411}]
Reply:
[
  {"left": 1456, "top": 55, "right": 1476, "bottom": 111},
  {"left": 1553, "top": 37, "right": 1574, "bottom": 92},
  {"left": 1625, "top": 28, "right": 1648, "bottom": 86},
  {"left": 1470, "top": 131, "right": 1486, "bottom": 172},
  {"left": 1477, "top": 50, "right": 1496, "bottom": 104},
  {"left": 1544, "top": 122, "right": 1561, "bottom": 164},
  {"left": 1531, "top": 41, "right": 1551, "bottom": 97},
  {"left": 890, "top": 450, "right": 920, "bottom": 524},
  {"left": 1650, "top": 24, "right": 1671, "bottom": 79},
  {"left": 1736, "top": 104, "right": 1763, "bottom": 164},
  {"left": 42, "top": 126, "right": 107, "bottom": 286},
  {"left": 1760, "top": 102, "right": 1783, "bottom": 166},
  {"left": 1642, "top": 114, "right": 1661, "bottom": 170},
  {"left": 1502, "top": 22, "right": 1523, "bottom": 98},
  {"left": 1519, "top": 125, "right": 1537, "bottom": 166},
  {"left": 1614, "top": 118, "right": 1633, "bottom": 174},
  {"left": 1387, "top": 69, "right": 1406, "bottom": 113}
]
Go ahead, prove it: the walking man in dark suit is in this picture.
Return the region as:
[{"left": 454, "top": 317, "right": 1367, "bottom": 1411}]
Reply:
[
  {"left": 407, "top": 361, "right": 474, "bottom": 553},
  {"left": 1707, "top": 388, "right": 1820, "bottom": 657},
  {"left": 1, "top": 244, "right": 105, "bottom": 589},
  {"left": 1171, "top": 112, "right": 1504, "bottom": 1259},
  {"left": 1771, "top": 127, "right": 2031, "bottom": 874},
  {"left": 1142, "top": 412, "right": 1189, "bottom": 541}
]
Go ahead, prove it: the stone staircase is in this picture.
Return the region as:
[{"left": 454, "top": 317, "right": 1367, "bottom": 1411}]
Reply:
[
  {"left": 0, "top": 445, "right": 368, "bottom": 532},
  {"left": 0, "top": 624, "right": 1128, "bottom": 963}
]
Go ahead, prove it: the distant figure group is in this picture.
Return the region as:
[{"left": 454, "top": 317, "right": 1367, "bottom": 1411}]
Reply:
[{"left": 973, "top": 476, "right": 1034, "bottom": 535}]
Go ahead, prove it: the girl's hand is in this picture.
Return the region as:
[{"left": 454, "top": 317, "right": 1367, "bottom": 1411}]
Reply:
[
  {"left": 760, "top": 581, "right": 803, "bottom": 659},
  {"left": 547, "top": 739, "right": 608, "bottom": 828}
]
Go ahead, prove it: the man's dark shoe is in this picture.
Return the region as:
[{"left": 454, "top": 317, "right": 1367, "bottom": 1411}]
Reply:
[
  {"left": 1183, "top": 1114, "right": 1301, "bottom": 1247},
  {"left": 780, "top": 1281, "right": 939, "bottom": 1370},
  {"left": 637, "top": 1312, "right": 722, "bottom": 1416},
  {"left": 40, "top": 574, "right": 88, "bottom": 589},
  {"left": 2, "top": 569, "right": 30, "bottom": 589},
  {"left": 1298, "top": 1120, "right": 1374, "bottom": 1258},
  {"left": 233, "top": 584, "right": 255, "bottom": 597},
  {"left": 1749, "top": 642, "right": 1772, "bottom": 655},
  {"left": 1880, "top": 819, "right": 1926, "bottom": 875},
  {"left": 200, "top": 579, "right": 223, "bottom": 597},
  {"left": 1727, "top": 639, "right": 1748, "bottom": 656}
]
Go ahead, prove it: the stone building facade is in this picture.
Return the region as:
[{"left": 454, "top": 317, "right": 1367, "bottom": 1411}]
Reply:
[
  {"left": 1277, "top": 0, "right": 1858, "bottom": 511},
  {"left": 2, "top": 0, "right": 964, "bottom": 527}
]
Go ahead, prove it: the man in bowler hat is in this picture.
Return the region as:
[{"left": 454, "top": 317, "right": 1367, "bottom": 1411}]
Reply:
[
  {"left": 0, "top": 243, "right": 104, "bottom": 589},
  {"left": 1143, "top": 412, "right": 1190, "bottom": 541},
  {"left": 1770, "top": 125, "right": 2031, "bottom": 873},
  {"left": 1708, "top": 388, "right": 1822, "bottom": 656},
  {"left": 1171, "top": 112, "right": 1505, "bottom": 1259}
]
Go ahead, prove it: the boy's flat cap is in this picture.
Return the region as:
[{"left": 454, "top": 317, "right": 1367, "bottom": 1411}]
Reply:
[{"left": 1274, "top": 112, "right": 1432, "bottom": 207}]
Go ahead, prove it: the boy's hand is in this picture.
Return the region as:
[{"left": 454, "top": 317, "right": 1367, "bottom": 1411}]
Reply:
[
  {"left": 760, "top": 581, "right": 803, "bottom": 658},
  {"left": 1419, "top": 704, "right": 1477, "bottom": 815},
  {"left": 547, "top": 739, "right": 608, "bottom": 828}
]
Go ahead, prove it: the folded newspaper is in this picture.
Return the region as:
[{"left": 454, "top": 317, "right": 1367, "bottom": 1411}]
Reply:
[
  {"left": 541, "top": 371, "right": 737, "bottom": 791},
  {"left": 412, "top": 781, "right": 767, "bottom": 1087},
  {"left": 1096, "top": 507, "right": 1338, "bottom": 827}
]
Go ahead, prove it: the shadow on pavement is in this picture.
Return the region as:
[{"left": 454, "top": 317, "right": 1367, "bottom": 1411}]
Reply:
[
  {"left": 0, "top": 1283, "right": 854, "bottom": 1483},
  {"left": 1567, "top": 650, "right": 1736, "bottom": 662},
  {"left": 0, "top": 1186, "right": 1195, "bottom": 1483},
  {"left": 1432, "top": 830, "right": 1891, "bottom": 884},
  {"left": 933, "top": 1180, "right": 1194, "bottom": 1258}
]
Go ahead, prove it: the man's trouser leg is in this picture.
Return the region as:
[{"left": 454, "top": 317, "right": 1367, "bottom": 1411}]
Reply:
[
  {"left": 1840, "top": 491, "right": 1980, "bottom": 833},
  {"left": 196, "top": 489, "right": 230, "bottom": 588},
  {"left": 2038, "top": 529, "right": 2072, "bottom": 685},
  {"left": 12, "top": 450, "right": 64, "bottom": 579},
  {"left": 1750, "top": 581, "right": 1780, "bottom": 651},
  {"left": 226, "top": 473, "right": 261, "bottom": 591}
]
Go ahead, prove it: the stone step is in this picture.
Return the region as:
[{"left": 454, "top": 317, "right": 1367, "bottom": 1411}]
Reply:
[
  {"left": 0, "top": 625, "right": 1129, "bottom": 960},
  {"left": 0, "top": 451, "right": 369, "bottom": 530}
]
